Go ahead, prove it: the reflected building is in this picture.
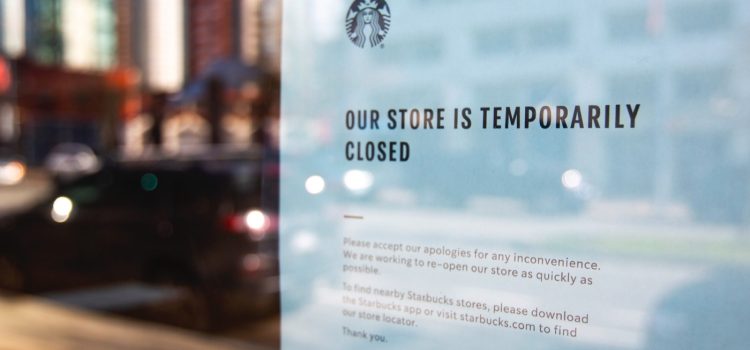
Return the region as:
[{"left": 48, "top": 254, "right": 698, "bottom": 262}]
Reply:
[
  {"left": 7, "top": 0, "right": 121, "bottom": 162},
  {"left": 0, "top": 0, "right": 282, "bottom": 161},
  {"left": 128, "top": 0, "right": 280, "bottom": 153}
]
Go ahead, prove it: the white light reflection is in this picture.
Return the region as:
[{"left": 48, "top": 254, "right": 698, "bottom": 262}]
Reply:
[
  {"left": 62, "top": 0, "right": 97, "bottom": 69},
  {"left": 51, "top": 196, "right": 74, "bottom": 223},
  {"left": 145, "top": 0, "right": 185, "bottom": 91},
  {"left": 561, "top": 169, "right": 583, "bottom": 190},
  {"left": 1, "top": 0, "right": 25, "bottom": 57},
  {"left": 312, "top": 0, "right": 341, "bottom": 42},
  {"left": 305, "top": 175, "right": 326, "bottom": 195},
  {"left": 244, "top": 209, "right": 268, "bottom": 231},
  {"left": 343, "top": 169, "right": 374, "bottom": 193},
  {"left": 291, "top": 230, "right": 319, "bottom": 254}
]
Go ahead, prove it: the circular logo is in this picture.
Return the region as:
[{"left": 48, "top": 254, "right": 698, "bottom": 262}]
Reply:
[{"left": 346, "top": 0, "right": 391, "bottom": 48}]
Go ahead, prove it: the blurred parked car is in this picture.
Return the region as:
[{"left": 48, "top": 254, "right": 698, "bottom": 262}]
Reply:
[
  {"left": 0, "top": 150, "right": 278, "bottom": 329},
  {"left": 44, "top": 143, "right": 102, "bottom": 180}
]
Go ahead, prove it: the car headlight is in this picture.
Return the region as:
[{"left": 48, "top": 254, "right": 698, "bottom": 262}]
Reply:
[{"left": 51, "top": 196, "right": 74, "bottom": 223}]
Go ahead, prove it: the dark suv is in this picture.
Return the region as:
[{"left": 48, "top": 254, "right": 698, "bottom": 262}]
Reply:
[{"left": 0, "top": 152, "right": 278, "bottom": 329}]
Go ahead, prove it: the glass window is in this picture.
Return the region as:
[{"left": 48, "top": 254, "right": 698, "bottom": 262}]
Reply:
[
  {"left": 608, "top": 73, "right": 658, "bottom": 106},
  {"left": 673, "top": 67, "right": 729, "bottom": 101},
  {"left": 671, "top": 1, "right": 733, "bottom": 35},
  {"left": 607, "top": 9, "right": 649, "bottom": 41},
  {"left": 473, "top": 26, "right": 519, "bottom": 55},
  {"left": 525, "top": 20, "right": 571, "bottom": 50},
  {"left": 384, "top": 36, "right": 443, "bottom": 64}
]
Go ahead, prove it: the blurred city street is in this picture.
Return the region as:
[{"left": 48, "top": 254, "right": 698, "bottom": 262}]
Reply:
[
  {"left": 0, "top": 1, "right": 283, "bottom": 348},
  {"left": 0, "top": 163, "right": 282, "bottom": 348},
  {"left": 0, "top": 164, "right": 282, "bottom": 348}
]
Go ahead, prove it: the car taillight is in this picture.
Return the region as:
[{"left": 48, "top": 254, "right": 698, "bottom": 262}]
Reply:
[
  {"left": 222, "top": 214, "right": 247, "bottom": 234},
  {"left": 222, "top": 209, "right": 277, "bottom": 240}
]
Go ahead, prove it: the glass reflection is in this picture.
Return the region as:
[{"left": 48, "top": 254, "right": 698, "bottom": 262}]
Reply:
[
  {"left": 281, "top": 0, "right": 750, "bottom": 349},
  {"left": 305, "top": 175, "right": 326, "bottom": 195}
]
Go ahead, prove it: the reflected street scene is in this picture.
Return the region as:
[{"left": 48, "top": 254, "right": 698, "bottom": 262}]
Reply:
[
  {"left": 0, "top": 0, "right": 281, "bottom": 348},
  {"left": 280, "top": 0, "right": 750, "bottom": 349}
]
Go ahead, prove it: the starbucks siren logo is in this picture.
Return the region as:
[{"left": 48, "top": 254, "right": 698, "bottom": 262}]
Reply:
[{"left": 346, "top": 0, "right": 391, "bottom": 48}]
